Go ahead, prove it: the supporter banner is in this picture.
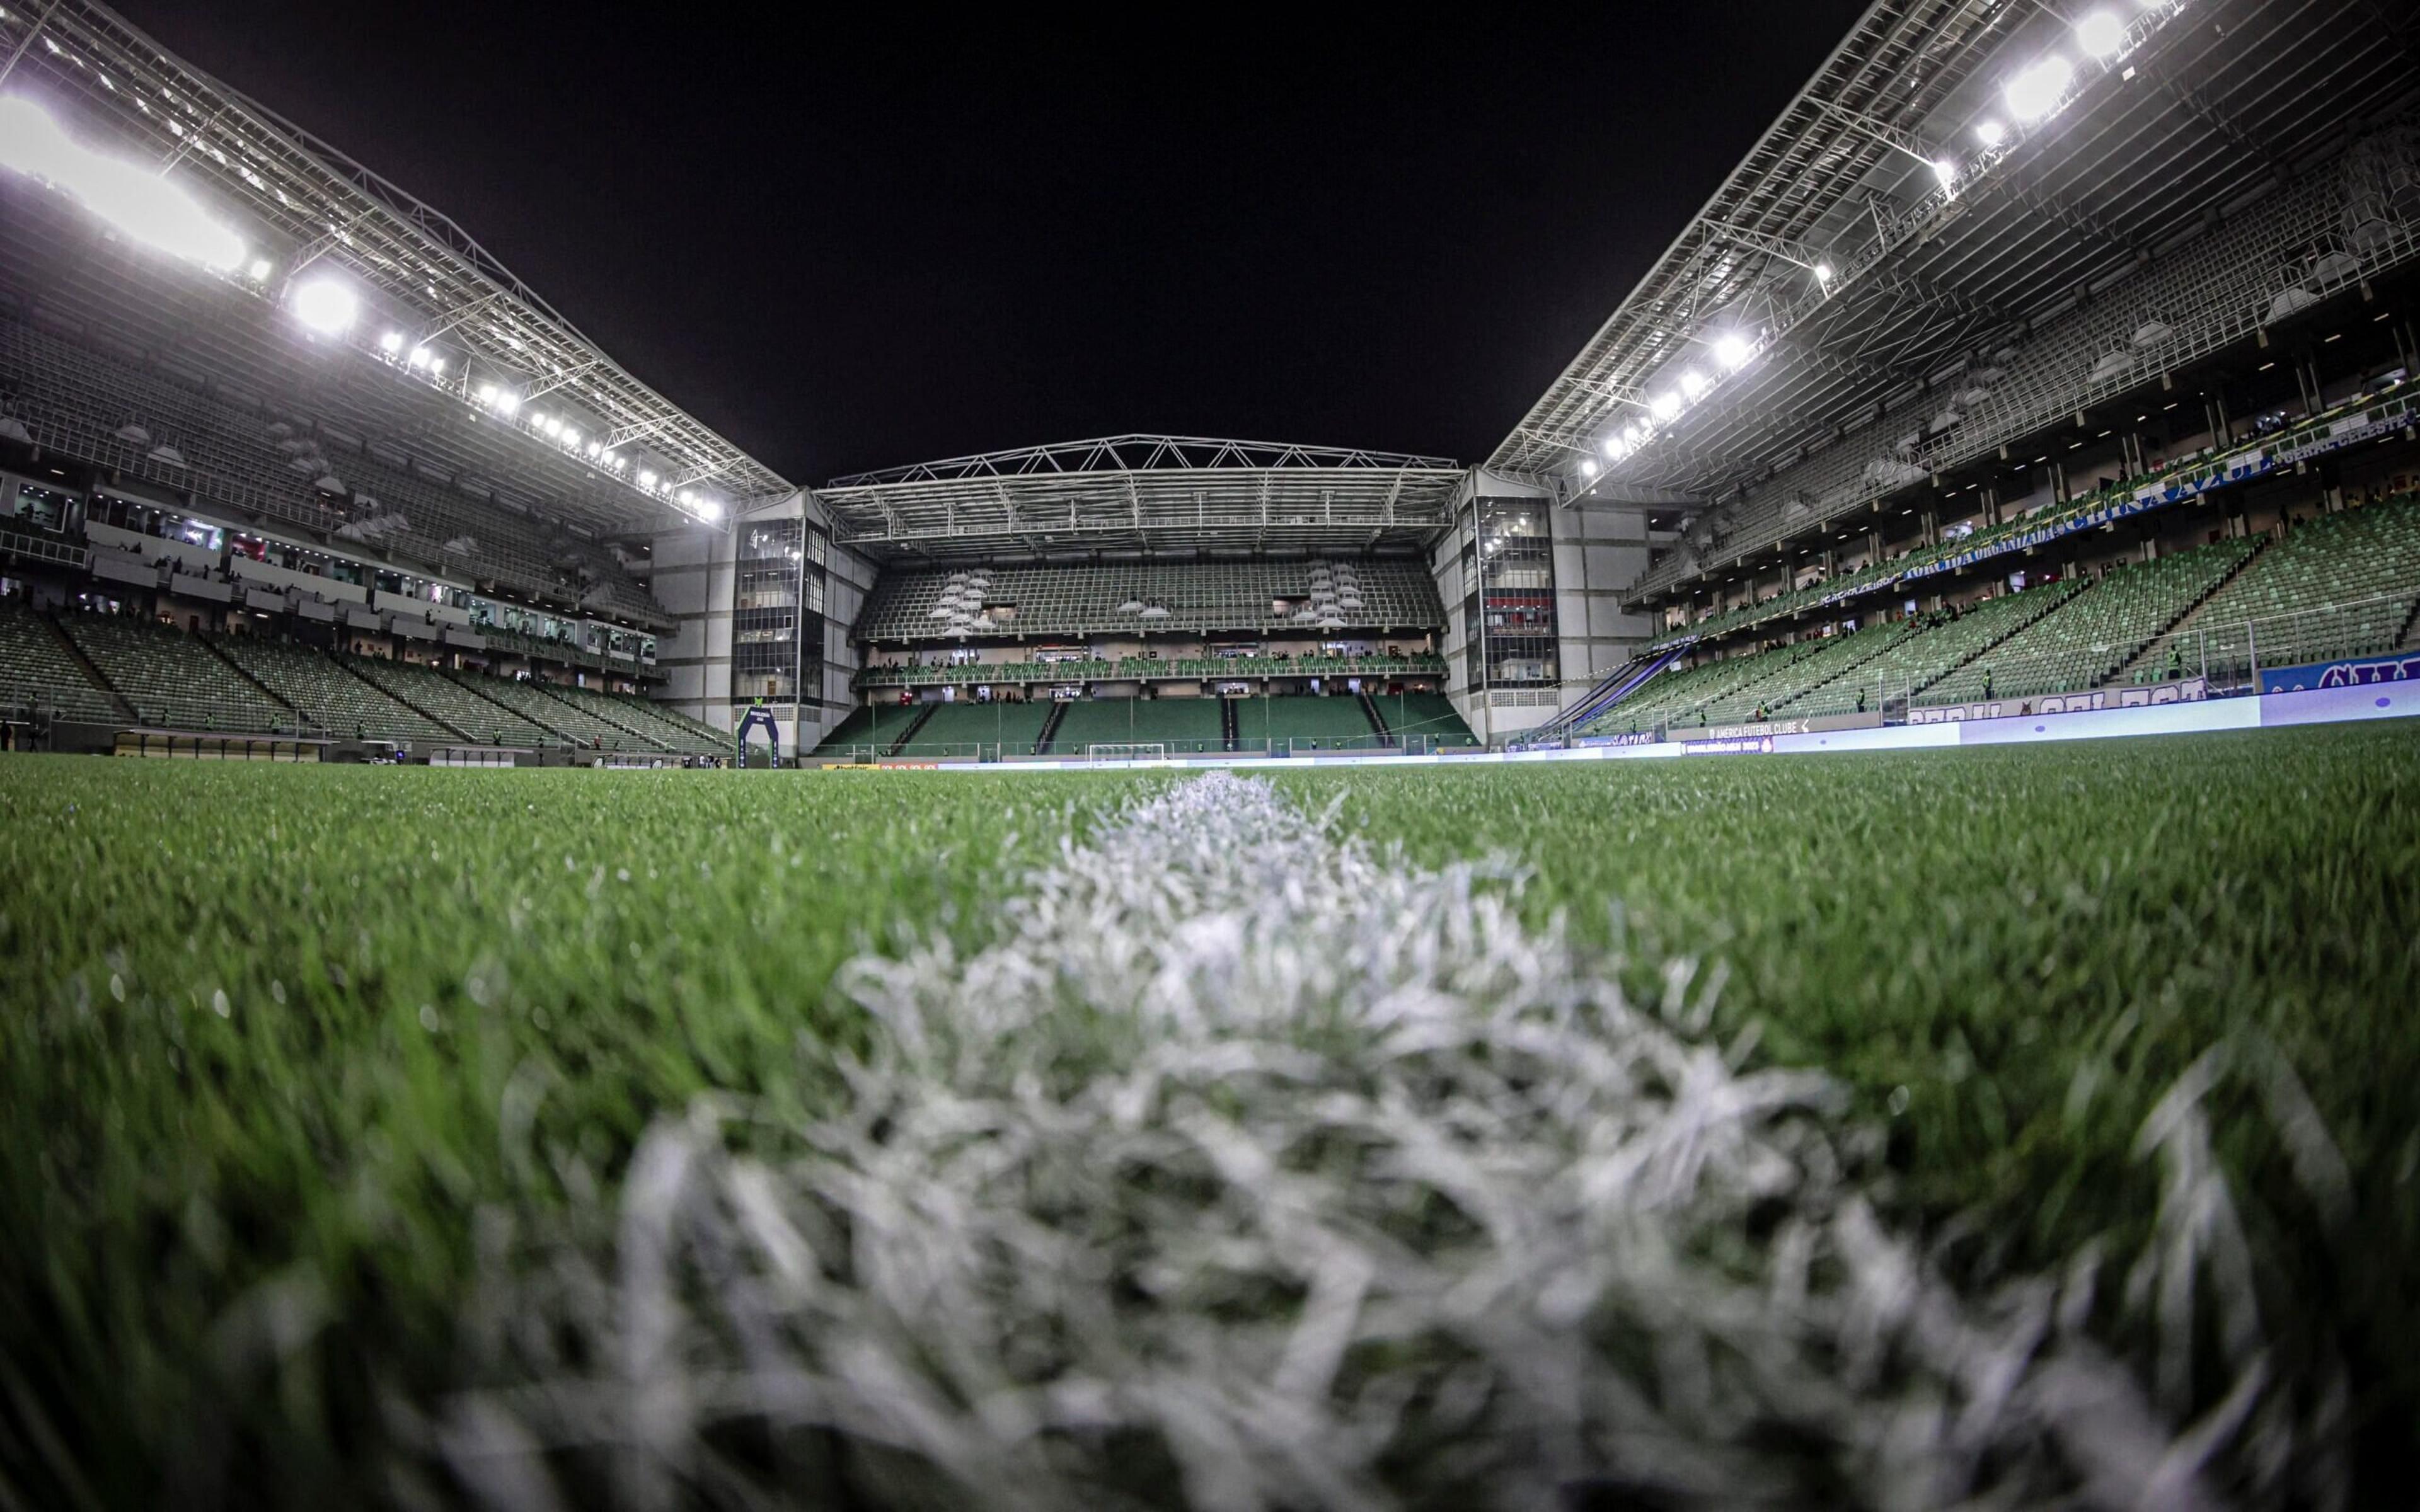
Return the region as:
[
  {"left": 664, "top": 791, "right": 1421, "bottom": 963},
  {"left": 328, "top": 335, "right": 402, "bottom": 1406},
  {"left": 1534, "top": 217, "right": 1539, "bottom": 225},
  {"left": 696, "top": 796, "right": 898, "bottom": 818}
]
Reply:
[
  {"left": 1683, "top": 735, "right": 1776, "bottom": 755},
  {"left": 1705, "top": 711, "right": 1884, "bottom": 741},
  {"left": 2258, "top": 651, "right": 2420, "bottom": 695},
  {"left": 1651, "top": 389, "right": 2418, "bottom": 645},
  {"left": 1906, "top": 677, "right": 2206, "bottom": 724},
  {"left": 1572, "top": 730, "right": 1662, "bottom": 748}
]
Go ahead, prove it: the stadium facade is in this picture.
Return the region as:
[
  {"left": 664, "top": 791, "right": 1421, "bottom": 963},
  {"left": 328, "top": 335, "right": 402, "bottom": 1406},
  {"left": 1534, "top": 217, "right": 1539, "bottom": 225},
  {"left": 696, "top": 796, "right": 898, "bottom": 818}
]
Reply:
[{"left": 2, "top": 0, "right": 2417, "bottom": 763}]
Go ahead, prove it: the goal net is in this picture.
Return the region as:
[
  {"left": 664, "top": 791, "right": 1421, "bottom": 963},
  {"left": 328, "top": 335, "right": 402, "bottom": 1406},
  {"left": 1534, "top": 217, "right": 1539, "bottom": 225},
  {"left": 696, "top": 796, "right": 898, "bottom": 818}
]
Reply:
[{"left": 1085, "top": 743, "right": 1168, "bottom": 764}]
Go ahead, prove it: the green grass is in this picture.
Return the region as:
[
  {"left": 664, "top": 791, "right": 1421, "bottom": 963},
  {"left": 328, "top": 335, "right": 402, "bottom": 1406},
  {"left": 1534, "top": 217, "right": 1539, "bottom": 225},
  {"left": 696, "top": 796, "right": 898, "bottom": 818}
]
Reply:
[{"left": 1, "top": 724, "right": 2416, "bottom": 1504}]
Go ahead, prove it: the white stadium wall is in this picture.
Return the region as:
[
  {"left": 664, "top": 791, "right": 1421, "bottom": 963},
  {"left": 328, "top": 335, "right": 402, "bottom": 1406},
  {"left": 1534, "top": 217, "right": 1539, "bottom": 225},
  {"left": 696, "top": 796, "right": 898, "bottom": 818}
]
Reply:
[
  {"left": 817, "top": 539, "right": 875, "bottom": 742},
  {"left": 647, "top": 520, "right": 735, "bottom": 729},
  {"left": 1553, "top": 503, "right": 1656, "bottom": 697}
]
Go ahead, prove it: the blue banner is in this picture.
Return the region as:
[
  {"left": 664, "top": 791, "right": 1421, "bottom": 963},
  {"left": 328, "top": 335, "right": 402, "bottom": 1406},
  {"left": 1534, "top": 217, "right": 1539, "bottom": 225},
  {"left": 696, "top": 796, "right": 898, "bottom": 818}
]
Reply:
[{"left": 2259, "top": 651, "right": 2420, "bottom": 695}]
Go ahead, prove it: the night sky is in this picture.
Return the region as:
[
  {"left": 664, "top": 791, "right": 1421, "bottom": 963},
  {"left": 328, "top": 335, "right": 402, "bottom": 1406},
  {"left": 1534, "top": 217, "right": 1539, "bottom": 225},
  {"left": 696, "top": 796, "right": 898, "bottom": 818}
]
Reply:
[{"left": 115, "top": 2, "right": 1867, "bottom": 484}]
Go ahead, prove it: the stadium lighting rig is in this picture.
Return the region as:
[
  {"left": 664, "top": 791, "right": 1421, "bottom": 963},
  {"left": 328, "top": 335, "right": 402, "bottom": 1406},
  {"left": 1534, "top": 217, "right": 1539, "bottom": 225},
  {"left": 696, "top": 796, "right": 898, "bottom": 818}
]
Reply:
[
  {"left": 1561, "top": 0, "right": 2198, "bottom": 495},
  {"left": 289, "top": 275, "right": 359, "bottom": 336},
  {"left": 0, "top": 66, "right": 741, "bottom": 531},
  {"left": 0, "top": 93, "right": 246, "bottom": 271}
]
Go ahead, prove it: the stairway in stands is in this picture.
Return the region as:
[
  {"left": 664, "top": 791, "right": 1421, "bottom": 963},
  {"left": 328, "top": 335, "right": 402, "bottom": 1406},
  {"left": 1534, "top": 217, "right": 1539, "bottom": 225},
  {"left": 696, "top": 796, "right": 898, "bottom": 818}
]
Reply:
[
  {"left": 1536, "top": 644, "right": 1684, "bottom": 740},
  {"left": 197, "top": 636, "right": 302, "bottom": 722},
  {"left": 1356, "top": 689, "right": 1395, "bottom": 747},
  {"left": 885, "top": 702, "right": 937, "bottom": 756},
  {"left": 534, "top": 683, "right": 663, "bottom": 748},
  {"left": 39, "top": 614, "right": 134, "bottom": 721},
  {"left": 1219, "top": 696, "right": 1238, "bottom": 752},
  {"left": 2107, "top": 536, "right": 2270, "bottom": 684},
  {"left": 1034, "top": 700, "right": 1068, "bottom": 755}
]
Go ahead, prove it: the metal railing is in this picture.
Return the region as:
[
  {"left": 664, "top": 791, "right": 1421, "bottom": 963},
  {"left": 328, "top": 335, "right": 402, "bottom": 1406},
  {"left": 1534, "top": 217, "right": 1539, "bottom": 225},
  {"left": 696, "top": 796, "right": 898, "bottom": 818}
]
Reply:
[
  {"left": 855, "top": 655, "right": 1451, "bottom": 690},
  {"left": 1630, "top": 160, "right": 2420, "bottom": 602},
  {"left": 0, "top": 527, "right": 89, "bottom": 570},
  {"left": 2123, "top": 592, "right": 2419, "bottom": 694},
  {"left": 805, "top": 733, "right": 1468, "bottom": 764},
  {"left": 0, "top": 680, "right": 120, "bottom": 722}
]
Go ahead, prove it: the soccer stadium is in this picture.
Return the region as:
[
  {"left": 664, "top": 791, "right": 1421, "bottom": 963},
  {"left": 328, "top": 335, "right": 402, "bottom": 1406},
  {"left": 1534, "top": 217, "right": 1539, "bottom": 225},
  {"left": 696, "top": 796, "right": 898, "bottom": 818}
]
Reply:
[{"left": 3, "top": 0, "right": 2418, "bottom": 1506}]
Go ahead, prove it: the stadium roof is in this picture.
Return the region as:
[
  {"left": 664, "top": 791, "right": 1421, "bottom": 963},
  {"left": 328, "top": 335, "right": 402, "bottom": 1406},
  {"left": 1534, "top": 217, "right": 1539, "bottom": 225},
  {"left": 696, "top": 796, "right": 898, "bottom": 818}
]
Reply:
[
  {"left": 1489, "top": 0, "right": 2419, "bottom": 508},
  {"left": 815, "top": 435, "right": 1465, "bottom": 563},
  {"left": 0, "top": 0, "right": 790, "bottom": 537}
]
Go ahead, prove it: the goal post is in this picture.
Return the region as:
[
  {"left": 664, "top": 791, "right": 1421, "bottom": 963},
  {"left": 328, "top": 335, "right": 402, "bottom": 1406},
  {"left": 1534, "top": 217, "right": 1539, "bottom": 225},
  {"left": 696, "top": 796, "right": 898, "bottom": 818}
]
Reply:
[{"left": 1085, "top": 742, "right": 1168, "bottom": 764}]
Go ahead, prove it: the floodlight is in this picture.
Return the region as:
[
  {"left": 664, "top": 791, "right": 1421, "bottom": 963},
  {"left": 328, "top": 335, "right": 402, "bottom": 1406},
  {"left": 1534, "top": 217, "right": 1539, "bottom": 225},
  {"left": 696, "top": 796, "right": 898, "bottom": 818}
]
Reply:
[
  {"left": 291, "top": 277, "right": 358, "bottom": 336},
  {"left": 1814, "top": 261, "right": 1836, "bottom": 284},
  {"left": 495, "top": 391, "right": 520, "bottom": 414},
  {"left": 1931, "top": 158, "right": 1956, "bottom": 185},
  {"left": 1712, "top": 333, "right": 1753, "bottom": 370},
  {"left": 1579, "top": 459, "right": 1599, "bottom": 478},
  {"left": 379, "top": 330, "right": 404, "bottom": 354},
  {"left": 477, "top": 382, "right": 498, "bottom": 404},
  {"left": 2005, "top": 56, "right": 2074, "bottom": 122},
  {"left": 2075, "top": 11, "right": 2126, "bottom": 57},
  {"left": 694, "top": 498, "right": 723, "bottom": 522},
  {"left": 639, "top": 469, "right": 659, "bottom": 488},
  {"left": 541, "top": 415, "right": 562, "bottom": 437},
  {"left": 560, "top": 428, "right": 579, "bottom": 448},
  {"left": 1679, "top": 369, "right": 1709, "bottom": 400},
  {"left": 1601, "top": 435, "right": 1623, "bottom": 458},
  {"left": 429, "top": 357, "right": 446, "bottom": 375},
  {"left": 1650, "top": 391, "right": 1682, "bottom": 421},
  {"left": 0, "top": 94, "right": 248, "bottom": 270},
  {"left": 406, "top": 345, "right": 431, "bottom": 369},
  {"left": 247, "top": 257, "right": 273, "bottom": 281},
  {"left": 1975, "top": 120, "right": 2007, "bottom": 147}
]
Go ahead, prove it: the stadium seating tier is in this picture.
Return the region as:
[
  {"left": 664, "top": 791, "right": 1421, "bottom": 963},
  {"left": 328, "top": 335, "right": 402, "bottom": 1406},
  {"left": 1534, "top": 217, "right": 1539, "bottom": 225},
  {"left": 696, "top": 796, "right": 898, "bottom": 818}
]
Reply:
[{"left": 856, "top": 559, "right": 1444, "bottom": 642}]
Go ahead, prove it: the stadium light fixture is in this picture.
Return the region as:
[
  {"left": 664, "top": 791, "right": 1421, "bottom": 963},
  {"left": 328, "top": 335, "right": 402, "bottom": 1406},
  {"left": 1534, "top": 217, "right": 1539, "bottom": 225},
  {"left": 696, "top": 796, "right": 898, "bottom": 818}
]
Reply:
[
  {"left": 1679, "top": 369, "right": 1709, "bottom": 401},
  {"left": 247, "top": 257, "right": 274, "bottom": 282},
  {"left": 1712, "top": 333, "right": 1753, "bottom": 370},
  {"left": 2075, "top": 11, "right": 2126, "bottom": 57},
  {"left": 639, "top": 469, "right": 659, "bottom": 488},
  {"left": 0, "top": 94, "right": 249, "bottom": 272},
  {"left": 379, "top": 330, "right": 404, "bottom": 354},
  {"left": 476, "top": 382, "right": 498, "bottom": 405},
  {"left": 1974, "top": 120, "right": 2007, "bottom": 147},
  {"left": 1931, "top": 158, "right": 1956, "bottom": 186},
  {"left": 1814, "top": 261, "right": 1836, "bottom": 284},
  {"left": 406, "top": 345, "right": 432, "bottom": 369},
  {"left": 1650, "top": 391, "right": 1682, "bottom": 421},
  {"left": 429, "top": 357, "right": 446, "bottom": 376},
  {"left": 2005, "top": 56, "right": 2075, "bottom": 122},
  {"left": 291, "top": 277, "right": 358, "bottom": 336},
  {"left": 1580, "top": 458, "right": 1599, "bottom": 479}
]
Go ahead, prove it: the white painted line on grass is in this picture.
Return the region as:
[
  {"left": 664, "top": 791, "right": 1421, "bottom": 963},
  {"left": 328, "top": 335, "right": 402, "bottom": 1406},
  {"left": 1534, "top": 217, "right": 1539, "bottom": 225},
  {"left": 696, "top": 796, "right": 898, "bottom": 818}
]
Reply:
[{"left": 447, "top": 774, "right": 2330, "bottom": 1509}]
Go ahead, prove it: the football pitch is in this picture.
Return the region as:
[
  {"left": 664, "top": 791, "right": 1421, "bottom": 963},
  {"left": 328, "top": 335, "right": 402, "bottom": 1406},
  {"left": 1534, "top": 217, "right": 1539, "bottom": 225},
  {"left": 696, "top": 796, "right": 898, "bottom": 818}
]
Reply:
[{"left": 2, "top": 724, "right": 2415, "bottom": 1508}]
